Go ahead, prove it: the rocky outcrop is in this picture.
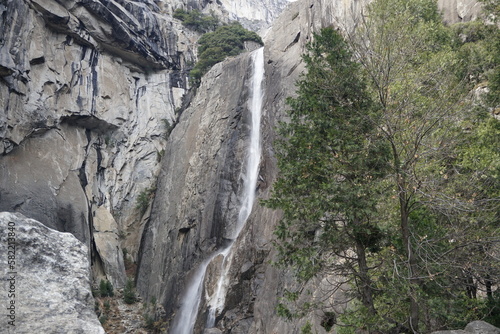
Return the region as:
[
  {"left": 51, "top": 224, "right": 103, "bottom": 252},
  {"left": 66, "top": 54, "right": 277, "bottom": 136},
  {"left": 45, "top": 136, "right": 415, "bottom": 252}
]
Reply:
[
  {"left": 432, "top": 321, "right": 500, "bottom": 334},
  {"left": 136, "top": 49, "right": 258, "bottom": 318},
  {"left": 0, "top": 0, "right": 197, "bottom": 288},
  {"left": 204, "top": 0, "right": 292, "bottom": 30},
  {"left": 0, "top": 211, "right": 105, "bottom": 333},
  {"left": 438, "top": 0, "right": 483, "bottom": 23}
]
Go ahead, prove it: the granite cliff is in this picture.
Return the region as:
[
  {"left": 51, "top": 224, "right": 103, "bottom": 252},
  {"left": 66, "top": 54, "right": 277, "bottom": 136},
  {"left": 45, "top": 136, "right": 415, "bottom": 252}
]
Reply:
[
  {"left": 0, "top": 0, "right": 484, "bottom": 333},
  {"left": 0, "top": 0, "right": 288, "bottom": 291}
]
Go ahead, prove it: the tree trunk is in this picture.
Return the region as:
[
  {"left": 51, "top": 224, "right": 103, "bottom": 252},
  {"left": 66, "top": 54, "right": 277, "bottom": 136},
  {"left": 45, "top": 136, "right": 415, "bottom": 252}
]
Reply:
[
  {"left": 398, "top": 175, "right": 420, "bottom": 333},
  {"left": 355, "top": 238, "right": 376, "bottom": 316}
]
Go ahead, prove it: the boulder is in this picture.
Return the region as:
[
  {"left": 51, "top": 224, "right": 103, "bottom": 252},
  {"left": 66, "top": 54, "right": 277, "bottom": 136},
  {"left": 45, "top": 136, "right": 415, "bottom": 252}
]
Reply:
[
  {"left": 432, "top": 321, "right": 500, "bottom": 334},
  {"left": 465, "top": 321, "right": 500, "bottom": 334},
  {"left": 0, "top": 212, "right": 104, "bottom": 333}
]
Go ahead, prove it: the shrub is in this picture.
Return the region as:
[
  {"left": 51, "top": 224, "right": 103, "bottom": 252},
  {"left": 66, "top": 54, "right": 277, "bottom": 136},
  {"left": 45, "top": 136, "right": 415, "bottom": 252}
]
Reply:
[
  {"left": 173, "top": 8, "right": 219, "bottom": 33},
  {"left": 143, "top": 313, "right": 155, "bottom": 330},
  {"left": 136, "top": 186, "right": 156, "bottom": 216},
  {"left": 123, "top": 278, "right": 137, "bottom": 304},
  {"left": 190, "top": 22, "right": 263, "bottom": 86},
  {"left": 99, "top": 315, "right": 108, "bottom": 325},
  {"left": 99, "top": 279, "right": 114, "bottom": 297}
]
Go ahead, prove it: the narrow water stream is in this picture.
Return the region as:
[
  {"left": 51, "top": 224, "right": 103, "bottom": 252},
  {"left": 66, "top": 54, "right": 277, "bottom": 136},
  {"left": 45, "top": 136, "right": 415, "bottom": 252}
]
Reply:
[{"left": 169, "top": 47, "right": 265, "bottom": 334}]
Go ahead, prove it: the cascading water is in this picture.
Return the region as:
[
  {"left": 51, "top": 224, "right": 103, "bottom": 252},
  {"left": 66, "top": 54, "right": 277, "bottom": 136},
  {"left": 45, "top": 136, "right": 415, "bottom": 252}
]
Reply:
[
  {"left": 169, "top": 258, "right": 214, "bottom": 334},
  {"left": 206, "top": 46, "right": 264, "bottom": 328},
  {"left": 169, "top": 47, "right": 265, "bottom": 334}
]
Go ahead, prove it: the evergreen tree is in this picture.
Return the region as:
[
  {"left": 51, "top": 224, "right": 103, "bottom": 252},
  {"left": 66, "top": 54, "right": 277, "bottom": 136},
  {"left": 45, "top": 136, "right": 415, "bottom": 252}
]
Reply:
[
  {"left": 266, "top": 0, "right": 499, "bottom": 332},
  {"left": 264, "top": 27, "right": 390, "bottom": 325},
  {"left": 190, "top": 22, "right": 263, "bottom": 86}
]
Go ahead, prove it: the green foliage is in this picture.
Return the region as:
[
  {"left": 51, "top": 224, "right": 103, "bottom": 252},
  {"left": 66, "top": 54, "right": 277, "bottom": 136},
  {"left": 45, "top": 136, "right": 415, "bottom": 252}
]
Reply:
[
  {"left": 123, "top": 278, "right": 137, "bottom": 304},
  {"left": 99, "top": 315, "right": 108, "bottom": 325},
  {"left": 301, "top": 321, "right": 313, "bottom": 334},
  {"left": 264, "top": 27, "right": 390, "bottom": 320},
  {"left": 266, "top": 0, "right": 500, "bottom": 332},
  {"left": 173, "top": 8, "right": 219, "bottom": 33},
  {"left": 450, "top": 20, "right": 499, "bottom": 86},
  {"left": 459, "top": 117, "right": 500, "bottom": 178},
  {"left": 136, "top": 186, "right": 156, "bottom": 216},
  {"left": 103, "top": 300, "right": 111, "bottom": 312},
  {"left": 99, "top": 279, "right": 114, "bottom": 297},
  {"left": 337, "top": 302, "right": 389, "bottom": 334},
  {"left": 472, "top": 0, "right": 500, "bottom": 108},
  {"left": 142, "top": 312, "right": 167, "bottom": 332},
  {"left": 485, "top": 293, "right": 500, "bottom": 327},
  {"left": 190, "top": 22, "right": 263, "bottom": 85},
  {"left": 143, "top": 313, "right": 155, "bottom": 329},
  {"left": 276, "top": 302, "right": 295, "bottom": 320},
  {"left": 452, "top": 2, "right": 500, "bottom": 107},
  {"left": 479, "top": 0, "right": 500, "bottom": 23}
]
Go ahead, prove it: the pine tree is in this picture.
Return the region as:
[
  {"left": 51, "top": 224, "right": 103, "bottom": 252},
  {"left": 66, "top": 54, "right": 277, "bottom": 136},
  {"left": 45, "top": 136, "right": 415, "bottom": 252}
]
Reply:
[{"left": 264, "top": 27, "right": 390, "bottom": 323}]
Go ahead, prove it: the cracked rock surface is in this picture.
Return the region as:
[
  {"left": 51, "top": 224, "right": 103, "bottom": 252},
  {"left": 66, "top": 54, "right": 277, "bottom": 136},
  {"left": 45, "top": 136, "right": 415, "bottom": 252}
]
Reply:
[{"left": 0, "top": 211, "right": 105, "bottom": 333}]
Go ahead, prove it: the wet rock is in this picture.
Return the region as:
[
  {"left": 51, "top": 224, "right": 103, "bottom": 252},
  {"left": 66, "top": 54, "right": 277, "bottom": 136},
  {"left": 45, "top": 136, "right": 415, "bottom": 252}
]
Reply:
[{"left": 136, "top": 51, "right": 256, "bottom": 318}]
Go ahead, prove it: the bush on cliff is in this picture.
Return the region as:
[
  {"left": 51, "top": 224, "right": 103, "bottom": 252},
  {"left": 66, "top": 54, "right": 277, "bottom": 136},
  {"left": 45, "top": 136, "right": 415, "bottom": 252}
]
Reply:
[
  {"left": 190, "top": 22, "right": 263, "bottom": 86},
  {"left": 173, "top": 8, "right": 219, "bottom": 33},
  {"left": 123, "top": 278, "right": 137, "bottom": 304},
  {"left": 99, "top": 279, "right": 114, "bottom": 297}
]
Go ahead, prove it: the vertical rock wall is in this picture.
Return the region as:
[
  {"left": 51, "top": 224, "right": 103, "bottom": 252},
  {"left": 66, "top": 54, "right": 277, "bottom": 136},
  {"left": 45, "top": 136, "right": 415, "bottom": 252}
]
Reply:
[
  {"left": 136, "top": 50, "right": 257, "bottom": 318},
  {"left": 0, "top": 0, "right": 196, "bottom": 288}
]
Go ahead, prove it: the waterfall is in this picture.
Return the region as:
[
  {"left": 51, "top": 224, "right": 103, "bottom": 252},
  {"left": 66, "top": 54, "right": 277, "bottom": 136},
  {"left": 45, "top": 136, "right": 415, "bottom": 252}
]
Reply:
[
  {"left": 206, "top": 46, "right": 265, "bottom": 328},
  {"left": 169, "top": 257, "right": 213, "bottom": 334},
  {"left": 170, "top": 47, "right": 265, "bottom": 334}
]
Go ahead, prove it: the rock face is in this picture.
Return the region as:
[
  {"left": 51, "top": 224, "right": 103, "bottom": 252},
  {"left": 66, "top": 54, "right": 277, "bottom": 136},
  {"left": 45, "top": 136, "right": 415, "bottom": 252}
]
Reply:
[
  {"left": 0, "top": 0, "right": 195, "bottom": 288},
  {"left": 136, "top": 49, "right": 258, "bottom": 317},
  {"left": 0, "top": 0, "right": 287, "bottom": 290},
  {"left": 0, "top": 211, "right": 105, "bottom": 333},
  {"left": 206, "top": 0, "right": 292, "bottom": 30},
  {"left": 0, "top": 0, "right": 485, "bottom": 333},
  {"left": 438, "top": 0, "right": 483, "bottom": 23},
  {"left": 432, "top": 321, "right": 500, "bottom": 334}
]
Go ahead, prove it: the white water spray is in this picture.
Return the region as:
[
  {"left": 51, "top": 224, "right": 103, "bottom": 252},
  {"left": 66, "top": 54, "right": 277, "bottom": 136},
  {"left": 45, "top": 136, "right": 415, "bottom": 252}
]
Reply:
[
  {"left": 206, "top": 47, "right": 265, "bottom": 328},
  {"left": 169, "top": 258, "right": 213, "bottom": 334},
  {"left": 170, "top": 47, "right": 265, "bottom": 334}
]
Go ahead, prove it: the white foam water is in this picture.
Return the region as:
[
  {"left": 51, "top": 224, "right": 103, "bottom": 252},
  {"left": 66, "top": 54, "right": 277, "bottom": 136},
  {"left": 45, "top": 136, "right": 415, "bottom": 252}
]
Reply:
[{"left": 170, "top": 47, "right": 265, "bottom": 333}]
